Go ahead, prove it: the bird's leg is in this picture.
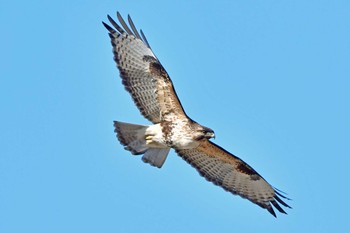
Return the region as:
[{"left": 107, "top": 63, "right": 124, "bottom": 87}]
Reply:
[{"left": 145, "top": 134, "right": 154, "bottom": 145}]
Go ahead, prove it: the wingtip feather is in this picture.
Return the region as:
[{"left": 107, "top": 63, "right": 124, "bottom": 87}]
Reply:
[
  {"left": 274, "top": 194, "right": 292, "bottom": 209},
  {"left": 117, "top": 11, "right": 133, "bottom": 35},
  {"left": 271, "top": 200, "right": 287, "bottom": 215},
  {"left": 267, "top": 206, "right": 277, "bottom": 218},
  {"left": 275, "top": 189, "right": 292, "bottom": 200},
  {"left": 102, "top": 21, "right": 116, "bottom": 34}
]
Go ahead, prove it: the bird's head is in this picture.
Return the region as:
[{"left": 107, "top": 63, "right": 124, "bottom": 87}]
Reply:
[{"left": 195, "top": 125, "right": 215, "bottom": 140}]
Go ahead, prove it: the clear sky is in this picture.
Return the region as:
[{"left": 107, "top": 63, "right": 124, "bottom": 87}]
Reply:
[{"left": 1, "top": 0, "right": 350, "bottom": 232}]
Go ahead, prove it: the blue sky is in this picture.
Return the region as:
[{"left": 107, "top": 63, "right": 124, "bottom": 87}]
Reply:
[{"left": 1, "top": 0, "right": 350, "bottom": 232}]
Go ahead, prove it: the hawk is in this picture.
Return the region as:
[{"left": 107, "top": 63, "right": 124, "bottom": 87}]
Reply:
[{"left": 103, "top": 12, "right": 291, "bottom": 217}]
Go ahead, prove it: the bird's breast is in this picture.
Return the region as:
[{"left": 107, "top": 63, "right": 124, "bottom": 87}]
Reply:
[{"left": 161, "top": 118, "right": 199, "bottom": 149}]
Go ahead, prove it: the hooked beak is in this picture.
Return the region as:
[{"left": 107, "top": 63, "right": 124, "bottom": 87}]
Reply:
[{"left": 206, "top": 131, "right": 215, "bottom": 139}]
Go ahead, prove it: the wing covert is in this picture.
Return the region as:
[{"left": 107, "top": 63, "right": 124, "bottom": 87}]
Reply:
[
  {"left": 103, "top": 13, "right": 187, "bottom": 123},
  {"left": 175, "top": 140, "right": 291, "bottom": 217}
]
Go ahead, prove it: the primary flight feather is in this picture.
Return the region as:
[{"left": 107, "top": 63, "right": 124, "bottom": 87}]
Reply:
[{"left": 103, "top": 12, "right": 291, "bottom": 217}]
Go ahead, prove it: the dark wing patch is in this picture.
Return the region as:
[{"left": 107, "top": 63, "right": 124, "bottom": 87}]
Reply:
[
  {"left": 149, "top": 60, "right": 170, "bottom": 78},
  {"left": 236, "top": 162, "right": 260, "bottom": 181},
  {"left": 175, "top": 140, "right": 291, "bottom": 217},
  {"left": 103, "top": 13, "right": 187, "bottom": 123},
  {"left": 142, "top": 55, "right": 170, "bottom": 80}
]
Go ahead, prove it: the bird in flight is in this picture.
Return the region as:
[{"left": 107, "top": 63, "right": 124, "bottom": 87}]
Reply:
[{"left": 102, "top": 12, "right": 291, "bottom": 217}]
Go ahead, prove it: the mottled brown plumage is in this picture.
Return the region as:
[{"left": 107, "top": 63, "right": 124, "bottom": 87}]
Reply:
[{"left": 103, "top": 12, "right": 291, "bottom": 217}]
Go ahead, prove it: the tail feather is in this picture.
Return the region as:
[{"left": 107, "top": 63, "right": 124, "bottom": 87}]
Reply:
[
  {"left": 114, "top": 121, "right": 148, "bottom": 155},
  {"left": 113, "top": 121, "right": 171, "bottom": 168},
  {"left": 142, "top": 148, "right": 171, "bottom": 168}
]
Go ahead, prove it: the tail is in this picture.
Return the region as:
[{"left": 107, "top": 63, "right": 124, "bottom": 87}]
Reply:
[{"left": 113, "top": 121, "right": 170, "bottom": 168}]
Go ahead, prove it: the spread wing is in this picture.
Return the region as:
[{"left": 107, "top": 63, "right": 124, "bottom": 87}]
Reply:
[
  {"left": 175, "top": 140, "right": 291, "bottom": 217},
  {"left": 103, "top": 13, "right": 187, "bottom": 123}
]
